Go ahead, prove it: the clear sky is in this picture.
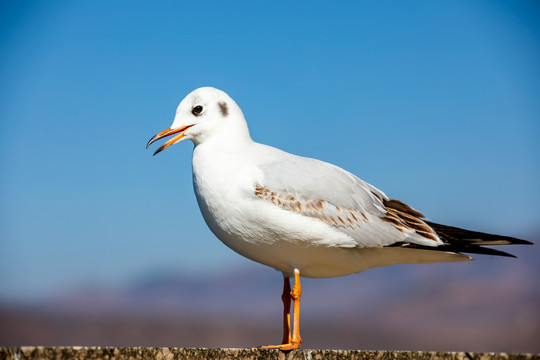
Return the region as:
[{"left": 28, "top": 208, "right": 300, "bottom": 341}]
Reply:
[{"left": 1, "top": 0, "right": 539, "bottom": 301}]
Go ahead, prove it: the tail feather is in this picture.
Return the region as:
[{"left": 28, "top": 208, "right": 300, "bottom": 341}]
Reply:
[
  {"left": 424, "top": 221, "right": 533, "bottom": 257},
  {"left": 399, "top": 242, "right": 518, "bottom": 258},
  {"left": 380, "top": 196, "right": 533, "bottom": 258}
]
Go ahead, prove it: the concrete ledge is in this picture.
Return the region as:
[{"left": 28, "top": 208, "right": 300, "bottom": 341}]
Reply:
[{"left": 0, "top": 347, "right": 538, "bottom": 360}]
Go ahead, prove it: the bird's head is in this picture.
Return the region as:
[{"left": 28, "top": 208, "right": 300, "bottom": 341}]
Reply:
[{"left": 147, "top": 87, "right": 248, "bottom": 155}]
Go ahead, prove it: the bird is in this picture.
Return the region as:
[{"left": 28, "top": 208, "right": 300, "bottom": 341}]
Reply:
[{"left": 146, "top": 87, "right": 532, "bottom": 350}]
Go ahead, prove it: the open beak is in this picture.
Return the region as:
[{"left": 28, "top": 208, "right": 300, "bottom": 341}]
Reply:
[{"left": 146, "top": 125, "right": 194, "bottom": 156}]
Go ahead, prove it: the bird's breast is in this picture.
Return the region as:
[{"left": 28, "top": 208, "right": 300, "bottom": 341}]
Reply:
[{"left": 191, "top": 144, "right": 260, "bottom": 243}]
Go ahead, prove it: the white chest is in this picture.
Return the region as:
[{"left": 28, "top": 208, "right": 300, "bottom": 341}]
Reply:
[{"left": 191, "top": 141, "right": 262, "bottom": 242}]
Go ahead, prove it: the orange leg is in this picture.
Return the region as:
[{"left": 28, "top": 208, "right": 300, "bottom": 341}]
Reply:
[
  {"left": 281, "top": 275, "right": 292, "bottom": 344},
  {"left": 260, "top": 269, "right": 302, "bottom": 351},
  {"left": 289, "top": 270, "right": 302, "bottom": 347}
]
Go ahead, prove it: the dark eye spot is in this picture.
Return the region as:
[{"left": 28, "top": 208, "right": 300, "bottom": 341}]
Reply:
[
  {"left": 192, "top": 105, "right": 203, "bottom": 116},
  {"left": 218, "top": 102, "right": 229, "bottom": 117}
]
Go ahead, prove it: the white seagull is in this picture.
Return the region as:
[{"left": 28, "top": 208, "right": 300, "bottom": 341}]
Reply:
[{"left": 147, "top": 87, "right": 532, "bottom": 350}]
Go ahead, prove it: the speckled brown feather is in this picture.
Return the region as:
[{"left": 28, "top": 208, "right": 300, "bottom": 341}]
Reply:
[{"left": 254, "top": 185, "right": 368, "bottom": 229}]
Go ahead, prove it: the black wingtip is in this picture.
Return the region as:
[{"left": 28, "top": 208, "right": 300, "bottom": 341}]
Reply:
[
  {"left": 425, "top": 221, "right": 534, "bottom": 247},
  {"left": 509, "top": 239, "right": 532, "bottom": 246},
  {"left": 480, "top": 247, "right": 517, "bottom": 258}
]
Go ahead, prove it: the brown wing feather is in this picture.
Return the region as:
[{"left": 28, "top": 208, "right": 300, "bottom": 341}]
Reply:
[{"left": 379, "top": 197, "right": 440, "bottom": 243}]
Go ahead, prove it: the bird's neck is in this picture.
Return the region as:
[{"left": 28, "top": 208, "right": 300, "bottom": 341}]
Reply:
[{"left": 193, "top": 121, "right": 253, "bottom": 148}]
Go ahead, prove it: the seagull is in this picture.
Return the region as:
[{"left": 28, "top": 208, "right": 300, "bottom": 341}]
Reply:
[{"left": 147, "top": 87, "right": 532, "bottom": 350}]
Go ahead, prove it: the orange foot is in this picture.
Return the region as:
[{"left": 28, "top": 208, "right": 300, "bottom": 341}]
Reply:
[{"left": 259, "top": 341, "right": 301, "bottom": 351}]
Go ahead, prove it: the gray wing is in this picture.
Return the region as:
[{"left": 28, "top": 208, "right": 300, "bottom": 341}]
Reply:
[{"left": 252, "top": 150, "right": 442, "bottom": 248}]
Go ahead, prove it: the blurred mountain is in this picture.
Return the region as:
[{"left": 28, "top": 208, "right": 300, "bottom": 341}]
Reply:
[{"left": 1, "top": 240, "right": 539, "bottom": 353}]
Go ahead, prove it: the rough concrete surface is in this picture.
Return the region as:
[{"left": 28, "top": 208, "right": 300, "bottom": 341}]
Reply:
[{"left": 0, "top": 347, "right": 538, "bottom": 360}]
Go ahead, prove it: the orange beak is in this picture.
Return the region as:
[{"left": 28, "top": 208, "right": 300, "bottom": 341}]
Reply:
[{"left": 146, "top": 125, "right": 194, "bottom": 156}]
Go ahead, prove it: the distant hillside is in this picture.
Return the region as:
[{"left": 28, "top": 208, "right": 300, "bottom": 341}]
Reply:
[{"left": 1, "top": 243, "right": 538, "bottom": 353}]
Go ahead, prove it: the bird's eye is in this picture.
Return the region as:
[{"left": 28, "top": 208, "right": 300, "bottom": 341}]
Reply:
[{"left": 192, "top": 105, "right": 203, "bottom": 116}]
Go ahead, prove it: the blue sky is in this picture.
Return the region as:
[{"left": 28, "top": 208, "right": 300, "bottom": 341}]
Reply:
[{"left": 1, "top": 1, "right": 539, "bottom": 301}]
